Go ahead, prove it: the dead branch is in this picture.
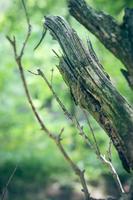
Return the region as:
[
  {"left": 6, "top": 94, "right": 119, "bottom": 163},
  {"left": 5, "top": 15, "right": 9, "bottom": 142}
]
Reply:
[
  {"left": 44, "top": 15, "right": 133, "bottom": 174},
  {"left": 68, "top": 0, "right": 133, "bottom": 89},
  {"left": 35, "top": 68, "right": 125, "bottom": 193}
]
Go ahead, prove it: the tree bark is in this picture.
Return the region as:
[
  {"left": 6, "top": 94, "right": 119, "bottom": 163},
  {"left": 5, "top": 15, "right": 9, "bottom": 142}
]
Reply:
[
  {"left": 44, "top": 16, "right": 133, "bottom": 174},
  {"left": 68, "top": 0, "right": 133, "bottom": 89}
]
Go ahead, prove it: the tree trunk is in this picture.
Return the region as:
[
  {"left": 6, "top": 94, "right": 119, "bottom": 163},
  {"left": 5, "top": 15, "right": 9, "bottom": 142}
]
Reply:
[{"left": 68, "top": 0, "right": 133, "bottom": 89}]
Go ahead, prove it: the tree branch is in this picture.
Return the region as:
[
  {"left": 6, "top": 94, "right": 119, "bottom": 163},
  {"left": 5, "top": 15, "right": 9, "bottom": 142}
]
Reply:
[
  {"left": 29, "top": 68, "right": 93, "bottom": 149},
  {"left": 7, "top": 1, "right": 91, "bottom": 199},
  {"left": 83, "top": 111, "right": 124, "bottom": 194},
  {"left": 33, "top": 68, "right": 124, "bottom": 194},
  {"left": 68, "top": 0, "right": 133, "bottom": 89},
  {"left": 44, "top": 15, "right": 133, "bottom": 174}
]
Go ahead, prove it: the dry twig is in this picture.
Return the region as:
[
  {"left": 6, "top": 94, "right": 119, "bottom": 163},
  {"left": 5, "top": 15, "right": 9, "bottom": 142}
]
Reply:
[
  {"left": 30, "top": 68, "right": 93, "bottom": 149},
  {"left": 83, "top": 111, "right": 125, "bottom": 194},
  {"left": 35, "top": 66, "right": 125, "bottom": 194},
  {"left": 31, "top": 67, "right": 125, "bottom": 195},
  {"left": 6, "top": 1, "right": 90, "bottom": 199}
]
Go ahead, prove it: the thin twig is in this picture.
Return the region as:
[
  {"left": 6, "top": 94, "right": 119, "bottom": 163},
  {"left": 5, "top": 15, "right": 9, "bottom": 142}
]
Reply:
[
  {"left": 30, "top": 68, "right": 123, "bottom": 198},
  {"left": 10, "top": 62, "right": 90, "bottom": 199},
  {"left": 21, "top": 0, "right": 30, "bottom": 25},
  {"left": 83, "top": 110, "right": 125, "bottom": 194},
  {"left": 100, "top": 155, "right": 125, "bottom": 194},
  {"left": 6, "top": 36, "right": 17, "bottom": 59},
  {"left": 32, "top": 68, "right": 93, "bottom": 149},
  {"left": 32, "top": 68, "right": 126, "bottom": 198},
  {"left": 1, "top": 165, "right": 18, "bottom": 200},
  {"left": 6, "top": 2, "right": 91, "bottom": 199},
  {"left": 20, "top": 0, "right": 31, "bottom": 57},
  {"left": 55, "top": 129, "right": 90, "bottom": 200}
]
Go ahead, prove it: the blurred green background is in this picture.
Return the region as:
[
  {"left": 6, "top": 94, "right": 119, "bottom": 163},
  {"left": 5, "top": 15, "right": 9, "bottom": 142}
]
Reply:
[{"left": 0, "top": 0, "right": 133, "bottom": 199}]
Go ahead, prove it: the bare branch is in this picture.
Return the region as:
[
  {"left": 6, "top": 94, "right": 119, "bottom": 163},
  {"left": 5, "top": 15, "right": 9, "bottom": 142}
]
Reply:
[
  {"left": 34, "top": 68, "right": 93, "bottom": 149},
  {"left": 55, "top": 130, "right": 90, "bottom": 200},
  {"left": 33, "top": 67, "right": 125, "bottom": 194},
  {"left": 15, "top": 66, "right": 91, "bottom": 199},
  {"left": 20, "top": 0, "right": 32, "bottom": 58},
  {"left": 68, "top": 0, "right": 133, "bottom": 89},
  {"left": 6, "top": 36, "right": 17, "bottom": 59},
  {"left": 100, "top": 155, "right": 125, "bottom": 194},
  {"left": 7, "top": 2, "right": 91, "bottom": 200},
  {"left": 21, "top": 0, "right": 30, "bottom": 26},
  {"left": 32, "top": 69, "right": 93, "bottom": 148},
  {"left": 83, "top": 110, "right": 125, "bottom": 194}
]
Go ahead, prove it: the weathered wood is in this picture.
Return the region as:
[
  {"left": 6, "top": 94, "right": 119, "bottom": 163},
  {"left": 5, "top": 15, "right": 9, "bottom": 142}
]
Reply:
[
  {"left": 68, "top": 0, "right": 133, "bottom": 89},
  {"left": 44, "top": 16, "right": 133, "bottom": 173}
]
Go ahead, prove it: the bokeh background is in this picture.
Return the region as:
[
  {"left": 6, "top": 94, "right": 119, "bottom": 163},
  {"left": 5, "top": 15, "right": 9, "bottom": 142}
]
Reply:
[{"left": 0, "top": 0, "right": 133, "bottom": 199}]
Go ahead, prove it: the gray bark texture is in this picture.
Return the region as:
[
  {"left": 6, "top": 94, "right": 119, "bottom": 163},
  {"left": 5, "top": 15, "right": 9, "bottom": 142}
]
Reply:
[
  {"left": 44, "top": 16, "right": 133, "bottom": 174},
  {"left": 68, "top": 0, "right": 133, "bottom": 89}
]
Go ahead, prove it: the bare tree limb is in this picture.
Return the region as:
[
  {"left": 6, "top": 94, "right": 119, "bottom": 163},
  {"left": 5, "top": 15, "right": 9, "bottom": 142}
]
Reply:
[
  {"left": 29, "top": 68, "right": 93, "bottom": 149},
  {"left": 44, "top": 15, "right": 133, "bottom": 174},
  {"left": 100, "top": 154, "right": 125, "bottom": 194},
  {"left": 33, "top": 68, "right": 125, "bottom": 194},
  {"left": 6, "top": 1, "right": 91, "bottom": 199},
  {"left": 83, "top": 111, "right": 124, "bottom": 194},
  {"left": 68, "top": 0, "right": 133, "bottom": 89}
]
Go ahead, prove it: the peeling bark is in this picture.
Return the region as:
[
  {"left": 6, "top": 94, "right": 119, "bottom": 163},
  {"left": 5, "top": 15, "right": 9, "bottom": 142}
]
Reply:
[
  {"left": 68, "top": 0, "right": 133, "bottom": 89},
  {"left": 44, "top": 16, "right": 133, "bottom": 174}
]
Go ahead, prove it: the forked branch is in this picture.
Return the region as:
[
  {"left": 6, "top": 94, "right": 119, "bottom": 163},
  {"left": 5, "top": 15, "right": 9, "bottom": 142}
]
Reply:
[
  {"left": 32, "top": 68, "right": 124, "bottom": 194},
  {"left": 7, "top": 1, "right": 90, "bottom": 199}
]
